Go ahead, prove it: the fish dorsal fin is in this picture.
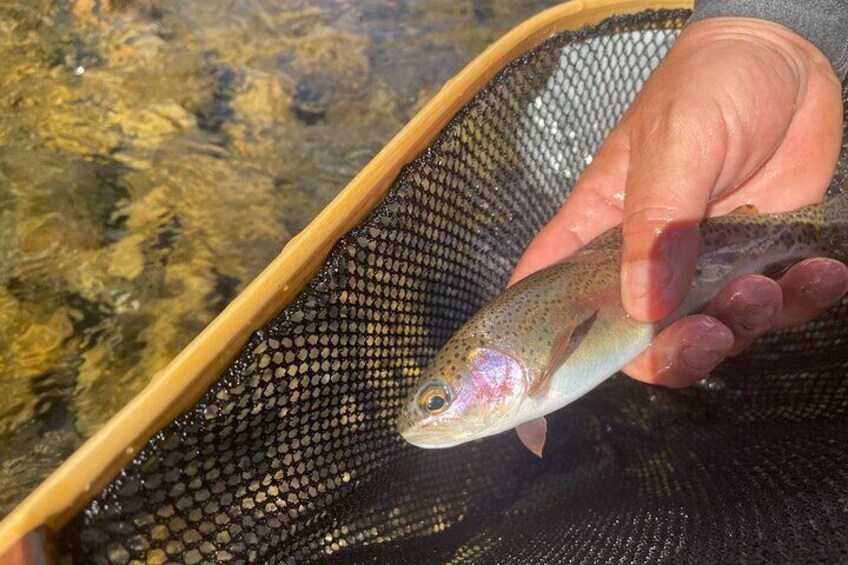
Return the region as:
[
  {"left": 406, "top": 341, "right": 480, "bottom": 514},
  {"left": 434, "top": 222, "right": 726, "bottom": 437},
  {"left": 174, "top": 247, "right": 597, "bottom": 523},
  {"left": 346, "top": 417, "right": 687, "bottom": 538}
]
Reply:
[
  {"left": 528, "top": 310, "right": 598, "bottom": 398},
  {"left": 729, "top": 204, "right": 759, "bottom": 216}
]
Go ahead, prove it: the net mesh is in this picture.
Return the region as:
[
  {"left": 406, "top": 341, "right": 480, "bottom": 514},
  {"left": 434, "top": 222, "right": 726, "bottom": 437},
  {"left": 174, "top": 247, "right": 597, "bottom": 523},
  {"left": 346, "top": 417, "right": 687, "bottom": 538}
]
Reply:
[{"left": 59, "top": 9, "right": 848, "bottom": 564}]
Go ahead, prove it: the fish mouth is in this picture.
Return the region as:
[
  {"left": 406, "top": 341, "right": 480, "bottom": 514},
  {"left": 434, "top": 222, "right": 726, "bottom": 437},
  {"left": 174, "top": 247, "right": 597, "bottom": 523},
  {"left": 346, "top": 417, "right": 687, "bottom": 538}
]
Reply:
[
  {"left": 398, "top": 415, "right": 485, "bottom": 449},
  {"left": 399, "top": 426, "right": 469, "bottom": 449},
  {"left": 397, "top": 410, "right": 468, "bottom": 449}
]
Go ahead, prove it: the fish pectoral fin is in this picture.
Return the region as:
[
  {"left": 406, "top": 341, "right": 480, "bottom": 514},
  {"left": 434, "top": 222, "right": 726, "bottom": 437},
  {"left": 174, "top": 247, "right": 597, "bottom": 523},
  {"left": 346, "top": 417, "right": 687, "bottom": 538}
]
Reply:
[
  {"left": 528, "top": 310, "right": 599, "bottom": 398},
  {"left": 516, "top": 417, "right": 547, "bottom": 458},
  {"left": 729, "top": 204, "right": 759, "bottom": 216}
]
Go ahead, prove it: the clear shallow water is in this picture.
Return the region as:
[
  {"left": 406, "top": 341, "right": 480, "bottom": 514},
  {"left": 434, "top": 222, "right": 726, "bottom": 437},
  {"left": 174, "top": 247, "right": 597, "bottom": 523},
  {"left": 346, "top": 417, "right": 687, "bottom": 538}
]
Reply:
[{"left": 0, "top": 0, "right": 562, "bottom": 518}]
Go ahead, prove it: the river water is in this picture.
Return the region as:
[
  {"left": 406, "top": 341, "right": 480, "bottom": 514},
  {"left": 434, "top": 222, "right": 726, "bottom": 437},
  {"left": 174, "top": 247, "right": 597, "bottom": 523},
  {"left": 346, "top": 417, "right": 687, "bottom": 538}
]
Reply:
[{"left": 0, "top": 0, "right": 563, "bottom": 518}]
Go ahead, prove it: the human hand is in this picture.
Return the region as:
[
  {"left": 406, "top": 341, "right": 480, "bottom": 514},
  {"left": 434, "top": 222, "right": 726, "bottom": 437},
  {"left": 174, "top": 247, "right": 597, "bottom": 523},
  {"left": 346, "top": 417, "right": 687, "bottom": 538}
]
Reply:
[{"left": 510, "top": 17, "right": 848, "bottom": 388}]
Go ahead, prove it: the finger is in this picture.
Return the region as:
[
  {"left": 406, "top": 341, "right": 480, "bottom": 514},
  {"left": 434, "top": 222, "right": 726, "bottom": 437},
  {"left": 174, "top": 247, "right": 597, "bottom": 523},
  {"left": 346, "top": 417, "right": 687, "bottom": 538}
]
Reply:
[
  {"left": 509, "top": 129, "right": 630, "bottom": 285},
  {"left": 773, "top": 258, "right": 848, "bottom": 330},
  {"left": 620, "top": 104, "right": 728, "bottom": 322},
  {"left": 623, "top": 314, "right": 734, "bottom": 388},
  {"left": 703, "top": 274, "right": 782, "bottom": 355}
]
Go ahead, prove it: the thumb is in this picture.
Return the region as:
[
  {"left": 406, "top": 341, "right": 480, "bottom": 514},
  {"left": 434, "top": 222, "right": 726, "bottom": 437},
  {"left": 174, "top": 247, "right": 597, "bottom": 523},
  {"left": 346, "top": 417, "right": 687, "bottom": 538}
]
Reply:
[{"left": 620, "top": 111, "right": 727, "bottom": 322}]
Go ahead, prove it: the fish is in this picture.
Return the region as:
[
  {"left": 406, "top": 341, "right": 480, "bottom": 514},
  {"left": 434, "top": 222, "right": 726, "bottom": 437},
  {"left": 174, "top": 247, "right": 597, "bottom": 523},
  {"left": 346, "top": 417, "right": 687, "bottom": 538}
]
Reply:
[{"left": 396, "top": 192, "right": 848, "bottom": 457}]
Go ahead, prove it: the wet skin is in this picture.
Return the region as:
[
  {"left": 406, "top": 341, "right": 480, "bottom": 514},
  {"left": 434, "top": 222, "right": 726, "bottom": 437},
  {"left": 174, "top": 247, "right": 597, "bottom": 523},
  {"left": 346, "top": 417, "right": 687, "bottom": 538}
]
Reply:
[{"left": 511, "top": 17, "right": 848, "bottom": 388}]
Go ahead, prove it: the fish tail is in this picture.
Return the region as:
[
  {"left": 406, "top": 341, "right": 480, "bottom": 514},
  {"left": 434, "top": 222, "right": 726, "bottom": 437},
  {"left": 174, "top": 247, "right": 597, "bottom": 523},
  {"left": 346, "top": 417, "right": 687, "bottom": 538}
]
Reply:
[{"left": 823, "top": 190, "right": 848, "bottom": 262}]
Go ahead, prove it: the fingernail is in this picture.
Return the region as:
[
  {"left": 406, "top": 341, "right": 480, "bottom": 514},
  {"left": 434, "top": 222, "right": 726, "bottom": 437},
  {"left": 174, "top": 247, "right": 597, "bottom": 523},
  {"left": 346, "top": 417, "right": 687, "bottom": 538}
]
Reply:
[
  {"left": 623, "top": 224, "right": 698, "bottom": 320},
  {"left": 734, "top": 302, "right": 778, "bottom": 331},
  {"left": 680, "top": 346, "right": 726, "bottom": 373},
  {"left": 801, "top": 260, "right": 848, "bottom": 305},
  {"left": 623, "top": 259, "right": 673, "bottom": 300},
  {"left": 724, "top": 277, "right": 780, "bottom": 332},
  {"left": 679, "top": 320, "right": 732, "bottom": 373}
]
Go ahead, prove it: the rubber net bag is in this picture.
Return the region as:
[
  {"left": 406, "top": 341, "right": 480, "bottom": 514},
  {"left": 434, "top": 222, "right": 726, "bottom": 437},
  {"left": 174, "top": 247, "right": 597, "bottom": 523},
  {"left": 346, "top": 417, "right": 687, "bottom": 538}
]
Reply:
[{"left": 59, "top": 9, "right": 848, "bottom": 564}]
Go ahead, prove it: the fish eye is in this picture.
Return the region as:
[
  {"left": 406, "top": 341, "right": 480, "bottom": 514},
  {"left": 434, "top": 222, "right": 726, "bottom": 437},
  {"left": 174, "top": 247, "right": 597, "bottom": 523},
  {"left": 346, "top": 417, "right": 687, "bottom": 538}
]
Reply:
[{"left": 418, "top": 382, "right": 450, "bottom": 415}]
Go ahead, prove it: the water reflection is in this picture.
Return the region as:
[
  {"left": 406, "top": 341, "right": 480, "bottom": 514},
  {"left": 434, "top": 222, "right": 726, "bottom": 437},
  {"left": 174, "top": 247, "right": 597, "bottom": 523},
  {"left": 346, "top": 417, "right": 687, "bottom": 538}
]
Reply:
[{"left": 0, "top": 0, "right": 561, "bottom": 516}]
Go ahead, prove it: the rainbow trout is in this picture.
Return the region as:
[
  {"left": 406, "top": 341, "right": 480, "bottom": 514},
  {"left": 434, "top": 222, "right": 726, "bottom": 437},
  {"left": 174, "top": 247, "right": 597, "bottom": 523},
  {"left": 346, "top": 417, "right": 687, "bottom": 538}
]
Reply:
[{"left": 397, "top": 193, "right": 848, "bottom": 456}]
